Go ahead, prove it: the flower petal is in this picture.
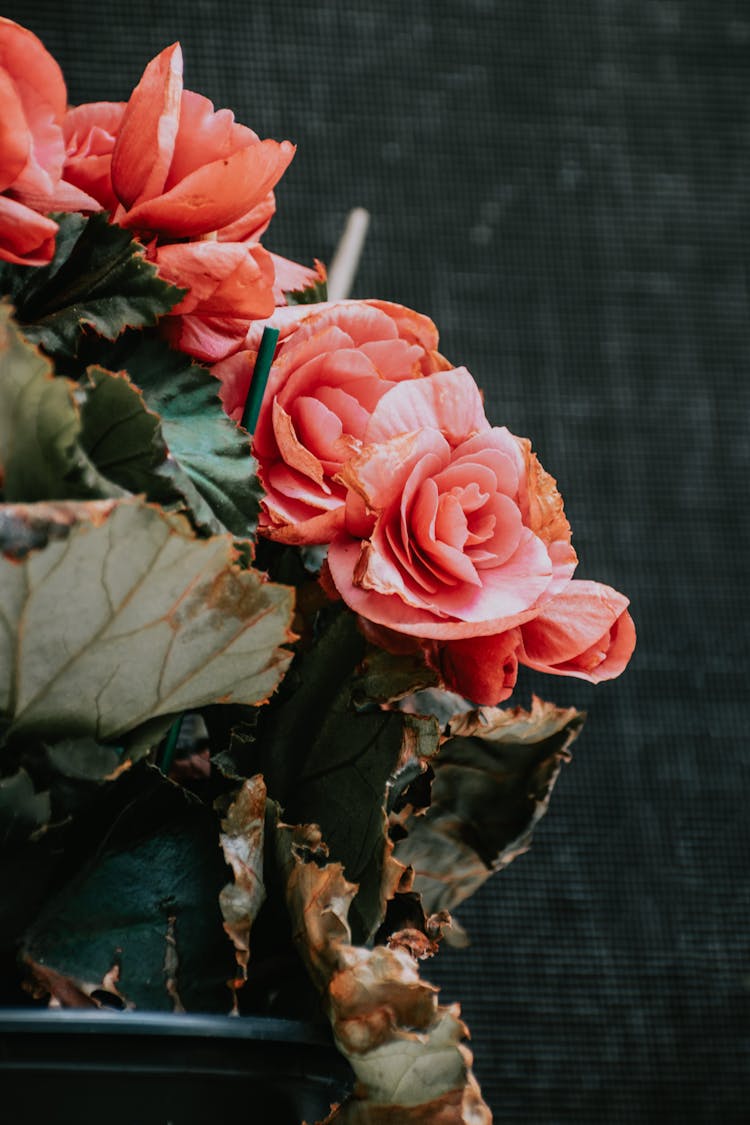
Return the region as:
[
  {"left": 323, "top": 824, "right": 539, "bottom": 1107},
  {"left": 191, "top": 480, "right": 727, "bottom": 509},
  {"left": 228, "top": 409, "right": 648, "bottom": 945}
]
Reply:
[
  {"left": 520, "top": 579, "right": 635, "bottom": 682},
  {"left": 365, "top": 366, "right": 489, "bottom": 445},
  {"left": 165, "top": 89, "right": 259, "bottom": 187},
  {"left": 155, "top": 240, "right": 275, "bottom": 318},
  {"left": 0, "top": 69, "right": 30, "bottom": 192},
  {"left": 0, "top": 194, "right": 57, "bottom": 265},
  {"left": 327, "top": 535, "right": 550, "bottom": 639},
  {"left": 111, "top": 43, "right": 183, "bottom": 209},
  {"left": 0, "top": 18, "right": 66, "bottom": 122},
  {"left": 436, "top": 629, "right": 521, "bottom": 705},
  {"left": 342, "top": 428, "right": 451, "bottom": 513},
  {"left": 119, "top": 139, "right": 295, "bottom": 238}
]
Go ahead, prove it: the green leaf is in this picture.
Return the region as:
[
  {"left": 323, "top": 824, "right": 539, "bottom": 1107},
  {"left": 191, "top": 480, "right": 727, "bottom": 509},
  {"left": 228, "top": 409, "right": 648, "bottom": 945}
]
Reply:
[
  {"left": 89, "top": 331, "right": 262, "bottom": 538},
  {"left": 45, "top": 737, "right": 122, "bottom": 782},
  {"left": 284, "top": 271, "right": 328, "bottom": 305},
  {"left": 0, "top": 302, "right": 126, "bottom": 502},
  {"left": 0, "top": 736, "right": 125, "bottom": 861},
  {"left": 0, "top": 498, "right": 294, "bottom": 741},
  {"left": 23, "top": 765, "right": 235, "bottom": 1011},
  {"left": 351, "top": 647, "right": 439, "bottom": 708},
  {"left": 256, "top": 610, "right": 440, "bottom": 942},
  {"left": 11, "top": 213, "right": 184, "bottom": 358},
  {"left": 77, "top": 365, "right": 178, "bottom": 503},
  {"left": 393, "top": 698, "right": 585, "bottom": 920},
  {"left": 0, "top": 768, "right": 51, "bottom": 845}
]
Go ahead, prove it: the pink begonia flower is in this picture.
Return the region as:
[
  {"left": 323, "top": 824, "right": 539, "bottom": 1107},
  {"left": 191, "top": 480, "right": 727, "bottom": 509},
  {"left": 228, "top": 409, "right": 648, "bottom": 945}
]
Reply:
[
  {"left": 0, "top": 18, "right": 102, "bottom": 265},
  {"left": 212, "top": 300, "right": 452, "bottom": 544},
  {"left": 325, "top": 367, "right": 634, "bottom": 703},
  {"left": 108, "top": 42, "right": 295, "bottom": 329},
  {"left": 429, "top": 579, "right": 634, "bottom": 703},
  {"left": 62, "top": 102, "right": 126, "bottom": 213},
  {"left": 327, "top": 367, "right": 578, "bottom": 640}
]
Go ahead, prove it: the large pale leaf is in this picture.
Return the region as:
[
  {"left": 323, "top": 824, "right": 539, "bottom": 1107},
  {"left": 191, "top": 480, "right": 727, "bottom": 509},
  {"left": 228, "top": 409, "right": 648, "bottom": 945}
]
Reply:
[
  {"left": 274, "top": 821, "right": 491, "bottom": 1124},
  {"left": 23, "top": 765, "right": 235, "bottom": 1011},
  {"left": 0, "top": 499, "right": 294, "bottom": 741},
  {"left": 88, "top": 330, "right": 262, "bottom": 537},
  {"left": 0, "top": 303, "right": 125, "bottom": 502},
  {"left": 394, "top": 697, "right": 585, "bottom": 918},
  {"left": 7, "top": 213, "right": 183, "bottom": 358}
]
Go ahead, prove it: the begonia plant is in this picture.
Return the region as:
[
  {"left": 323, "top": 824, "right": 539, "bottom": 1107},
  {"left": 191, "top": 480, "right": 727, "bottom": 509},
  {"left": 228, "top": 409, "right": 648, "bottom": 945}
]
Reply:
[{"left": 0, "top": 19, "right": 634, "bottom": 1123}]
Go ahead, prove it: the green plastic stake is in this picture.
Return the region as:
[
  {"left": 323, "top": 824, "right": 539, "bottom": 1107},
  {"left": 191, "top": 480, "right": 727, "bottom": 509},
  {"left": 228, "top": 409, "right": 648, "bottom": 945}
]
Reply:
[
  {"left": 242, "top": 326, "right": 279, "bottom": 434},
  {"left": 160, "top": 714, "right": 184, "bottom": 775}
]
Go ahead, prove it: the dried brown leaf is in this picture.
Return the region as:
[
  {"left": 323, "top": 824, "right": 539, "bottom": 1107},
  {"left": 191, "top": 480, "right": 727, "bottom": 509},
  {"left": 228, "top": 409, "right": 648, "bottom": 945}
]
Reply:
[
  {"left": 393, "top": 697, "right": 584, "bottom": 920},
  {"left": 218, "top": 776, "right": 267, "bottom": 985},
  {"left": 275, "top": 821, "right": 491, "bottom": 1123}
]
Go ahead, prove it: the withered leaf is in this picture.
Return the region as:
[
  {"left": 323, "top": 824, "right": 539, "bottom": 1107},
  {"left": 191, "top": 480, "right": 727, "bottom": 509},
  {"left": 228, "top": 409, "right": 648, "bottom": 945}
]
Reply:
[
  {"left": 218, "top": 775, "right": 267, "bottom": 985},
  {"left": 394, "top": 696, "right": 585, "bottom": 920},
  {"left": 274, "top": 821, "right": 491, "bottom": 1124}
]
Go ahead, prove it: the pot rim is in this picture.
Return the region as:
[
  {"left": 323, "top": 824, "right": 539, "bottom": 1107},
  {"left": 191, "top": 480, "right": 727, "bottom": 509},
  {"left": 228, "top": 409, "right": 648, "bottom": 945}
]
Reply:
[{"left": 0, "top": 1006, "right": 336, "bottom": 1047}]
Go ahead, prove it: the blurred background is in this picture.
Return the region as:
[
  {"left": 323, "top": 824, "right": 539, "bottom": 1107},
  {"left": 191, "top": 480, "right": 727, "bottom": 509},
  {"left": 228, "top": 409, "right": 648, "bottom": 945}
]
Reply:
[{"left": 6, "top": 1, "right": 748, "bottom": 1120}]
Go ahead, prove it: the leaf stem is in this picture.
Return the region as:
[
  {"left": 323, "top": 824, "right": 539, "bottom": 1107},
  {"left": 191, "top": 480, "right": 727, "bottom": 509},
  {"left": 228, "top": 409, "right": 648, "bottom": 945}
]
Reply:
[{"left": 242, "top": 326, "right": 279, "bottom": 435}]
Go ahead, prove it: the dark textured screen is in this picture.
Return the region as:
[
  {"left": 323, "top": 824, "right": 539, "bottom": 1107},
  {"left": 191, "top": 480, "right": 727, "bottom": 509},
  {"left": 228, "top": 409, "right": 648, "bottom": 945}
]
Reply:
[{"left": 4, "top": 2, "right": 749, "bottom": 1120}]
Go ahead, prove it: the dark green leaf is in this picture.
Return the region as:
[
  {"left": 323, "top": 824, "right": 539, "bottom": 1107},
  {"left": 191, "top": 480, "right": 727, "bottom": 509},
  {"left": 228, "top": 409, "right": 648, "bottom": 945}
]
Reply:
[
  {"left": 45, "top": 737, "right": 122, "bottom": 782},
  {"left": 23, "top": 766, "right": 235, "bottom": 1011},
  {"left": 0, "top": 768, "right": 50, "bottom": 845},
  {"left": 351, "top": 647, "right": 439, "bottom": 708},
  {"left": 12, "top": 213, "right": 183, "bottom": 358},
  {"left": 77, "top": 365, "right": 177, "bottom": 503},
  {"left": 0, "top": 303, "right": 125, "bottom": 502},
  {"left": 90, "top": 331, "right": 262, "bottom": 537},
  {"left": 256, "top": 610, "right": 440, "bottom": 942},
  {"left": 394, "top": 698, "right": 585, "bottom": 920}
]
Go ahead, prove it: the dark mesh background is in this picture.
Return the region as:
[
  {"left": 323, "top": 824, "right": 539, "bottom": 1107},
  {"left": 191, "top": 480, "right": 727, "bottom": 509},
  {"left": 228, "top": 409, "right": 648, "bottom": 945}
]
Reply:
[{"left": 5, "top": 2, "right": 749, "bottom": 1121}]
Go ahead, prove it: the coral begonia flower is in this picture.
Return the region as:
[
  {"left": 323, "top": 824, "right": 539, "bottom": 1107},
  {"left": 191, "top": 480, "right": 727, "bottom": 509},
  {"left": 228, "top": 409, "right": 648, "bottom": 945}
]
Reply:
[
  {"left": 110, "top": 44, "right": 295, "bottom": 240},
  {"left": 0, "top": 195, "right": 57, "bottom": 266},
  {"left": 434, "top": 629, "right": 522, "bottom": 705},
  {"left": 0, "top": 17, "right": 66, "bottom": 205},
  {"left": 164, "top": 258, "right": 326, "bottom": 364},
  {"left": 429, "top": 579, "right": 634, "bottom": 703},
  {"left": 62, "top": 102, "right": 126, "bottom": 213},
  {"left": 213, "top": 300, "right": 451, "bottom": 545},
  {"left": 0, "top": 18, "right": 101, "bottom": 265},
  {"left": 154, "top": 241, "right": 276, "bottom": 320}
]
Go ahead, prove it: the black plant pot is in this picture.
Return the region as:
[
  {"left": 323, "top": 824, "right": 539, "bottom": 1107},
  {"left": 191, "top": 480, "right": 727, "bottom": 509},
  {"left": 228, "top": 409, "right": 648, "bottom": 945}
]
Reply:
[{"left": 0, "top": 1009, "right": 353, "bottom": 1125}]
